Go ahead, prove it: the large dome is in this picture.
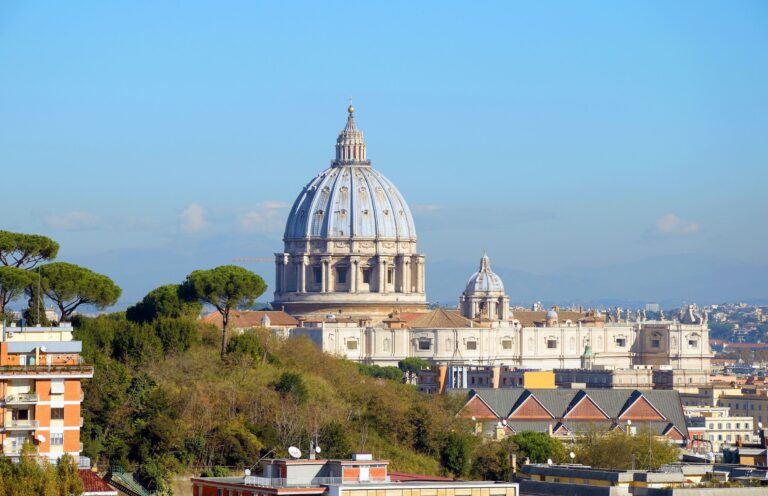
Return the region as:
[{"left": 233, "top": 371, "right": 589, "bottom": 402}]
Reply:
[
  {"left": 272, "top": 106, "right": 427, "bottom": 319},
  {"left": 284, "top": 166, "right": 416, "bottom": 241}
]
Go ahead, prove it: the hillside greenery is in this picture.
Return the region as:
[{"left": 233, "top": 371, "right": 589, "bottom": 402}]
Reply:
[{"left": 74, "top": 301, "right": 475, "bottom": 493}]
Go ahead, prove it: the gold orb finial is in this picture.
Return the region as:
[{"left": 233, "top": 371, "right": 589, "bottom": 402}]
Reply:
[{"left": 348, "top": 104, "right": 355, "bottom": 115}]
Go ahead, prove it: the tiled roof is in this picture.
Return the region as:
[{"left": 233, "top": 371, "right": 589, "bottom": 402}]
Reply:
[
  {"left": 464, "top": 388, "right": 688, "bottom": 438},
  {"left": 512, "top": 310, "right": 589, "bottom": 327},
  {"left": 408, "top": 309, "right": 473, "bottom": 329},
  {"left": 201, "top": 310, "right": 298, "bottom": 329},
  {"left": 79, "top": 469, "right": 117, "bottom": 495}
]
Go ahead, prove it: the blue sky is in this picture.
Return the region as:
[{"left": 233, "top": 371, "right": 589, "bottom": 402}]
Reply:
[{"left": 1, "top": 1, "right": 767, "bottom": 307}]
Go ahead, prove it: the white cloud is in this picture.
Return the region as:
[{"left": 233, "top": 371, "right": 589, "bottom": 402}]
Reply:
[
  {"left": 180, "top": 203, "right": 207, "bottom": 233},
  {"left": 240, "top": 201, "right": 290, "bottom": 233},
  {"left": 45, "top": 211, "right": 100, "bottom": 230},
  {"left": 655, "top": 213, "right": 701, "bottom": 236}
]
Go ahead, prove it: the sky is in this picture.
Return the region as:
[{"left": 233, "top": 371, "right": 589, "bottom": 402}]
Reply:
[{"left": 1, "top": 1, "right": 767, "bottom": 308}]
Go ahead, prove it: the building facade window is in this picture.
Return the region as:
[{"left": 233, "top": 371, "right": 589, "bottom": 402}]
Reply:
[
  {"left": 336, "top": 267, "right": 347, "bottom": 284},
  {"left": 51, "top": 408, "right": 64, "bottom": 420},
  {"left": 418, "top": 339, "right": 431, "bottom": 351},
  {"left": 346, "top": 340, "right": 358, "bottom": 350},
  {"left": 466, "top": 341, "right": 477, "bottom": 350},
  {"left": 546, "top": 339, "right": 557, "bottom": 349},
  {"left": 616, "top": 337, "right": 627, "bottom": 347},
  {"left": 362, "top": 268, "right": 371, "bottom": 284},
  {"left": 313, "top": 266, "right": 322, "bottom": 284},
  {"left": 50, "top": 432, "right": 64, "bottom": 446},
  {"left": 501, "top": 339, "right": 512, "bottom": 350}
]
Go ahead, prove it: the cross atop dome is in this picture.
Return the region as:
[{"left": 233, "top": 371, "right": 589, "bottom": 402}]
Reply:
[{"left": 334, "top": 104, "right": 370, "bottom": 166}]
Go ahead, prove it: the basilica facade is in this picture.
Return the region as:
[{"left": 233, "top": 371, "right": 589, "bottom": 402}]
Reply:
[{"left": 274, "top": 108, "right": 712, "bottom": 372}]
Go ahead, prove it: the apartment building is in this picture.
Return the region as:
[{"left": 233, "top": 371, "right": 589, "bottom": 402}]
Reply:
[
  {"left": 192, "top": 453, "right": 519, "bottom": 496},
  {"left": 684, "top": 406, "right": 754, "bottom": 452},
  {"left": 718, "top": 392, "right": 768, "bottom": 427},
  {"left": 0, "top": 321, "right": 93, "bottom": 463}
]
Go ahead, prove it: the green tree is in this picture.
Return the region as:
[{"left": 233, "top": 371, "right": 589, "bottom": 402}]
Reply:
[
  {"left": 181, "top": 265, "right": 266, "bottom": 357},
  {"left": 273, "top": 372, "right": 308, "bottom": 403},
  {"left": 440, "top": 432, "right": 475, "bottom": 477},
  {"left": 511, "top": 431, "right": 567, "bottom": 464},
  {"left": 126, "top": 284, "right": 202, "bottom": 323},
  {"left": 0, "top": 230, "right": 59, "bottom": 269},
  {"left": 318, "top": 421, "right": 352, "bottom": 459},
  {"left": 0, "top": 266, "right": 33, "bottom": 316},
  {"left": 357, "top": 363, "right": 404, "bottom": 381},
  {"left": 153, "top": 317, "right": 198, "bottom": 354},
  {"left": 56, "top": 454, "right": 84, "bottom": 496},
  {"left": 573, "top": 428, "right": 679, "bottom": 470},
  {"left": 35, "top": 262, "right": 121, "bottom": 322},
  {"left": 226, "top": 331, "right": 265, "bottom": 361},
  {"left": 470, "top": 440, "right": 511, "bottom": 481}
]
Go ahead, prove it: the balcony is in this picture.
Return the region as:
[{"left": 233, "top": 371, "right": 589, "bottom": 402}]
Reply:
[
  {"left": 242, "top": 476, "right": 390, "bottom": 488},
  {"left": 0, "top": 365, "right": 94, "bottom": 378},
  {"left": 3, "top": 393, "right": 39, "bottom": 405},
  {"left": 3, "top": 419, "right": 39, "bottom": 430}
]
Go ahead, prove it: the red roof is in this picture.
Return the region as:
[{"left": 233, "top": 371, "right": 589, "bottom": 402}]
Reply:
[
  {"left": 79, "top": 469, "right": 117, "bottom": 494},
  {"left": 389, "top": 471, "right": 455, "bottom": 482},
  {"left": 201, "top": 310, "right": 298, "bottom": 329}
]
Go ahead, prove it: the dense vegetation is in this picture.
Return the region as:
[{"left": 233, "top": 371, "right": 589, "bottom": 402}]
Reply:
[
  {"left": 75, "top": 304, "right": 474, "bottom": 493},
  {"left": 0, "top": 448, "right": 83, "bottom": 496}
]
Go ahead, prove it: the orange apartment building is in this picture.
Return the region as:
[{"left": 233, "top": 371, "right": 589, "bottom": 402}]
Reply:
[{"left": 0, "top": 321, "right": 93, "bottom": 463}]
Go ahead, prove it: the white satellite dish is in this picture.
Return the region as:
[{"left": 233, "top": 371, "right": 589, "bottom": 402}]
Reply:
[
  {"left": 37, "top": 435, "right": 46, "bottom": 443},
  {"left": 501, "top": 419, "right": 508, "bottom": 426},
  {"left": 315, "top": 446, "right": 322, "bottom": 454},
  {"left": 547, "top": 458, "right": 553, "bottom": 466},
  {"left": 244, "top": 469, "right": 251, "bottom": 476},
  {"left": 2, "top": 440, "right": 8, "bottom": 446},
  {"left": 569, "top": 452, "right": 575, "bottom": 460},
  {"left": 758, "top": 422, "right": 764, "bottom": 429},
  {"left": 40, "top": 346, "right": 47, "bottom": 352},
  {"left": 288, "top": 446, "right": 302, "bottom": 459}
]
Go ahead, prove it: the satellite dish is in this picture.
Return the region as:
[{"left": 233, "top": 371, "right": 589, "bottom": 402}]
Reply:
[
  {"left": 37, "top": 435, "right": 46, "bottom": 443},
  {"left": 288, "top": 446, "right": 302, "bottom": 459},
  {"left": 40, "top": 346, "right": 47, "bottom": 352},
  {"left": 547, "top": 459, "right": 553, "bottom": 466},
  {"left": 244, "top": 469, "right": 251, "bottom": 476},
  {"left": 2, "top": 440, "right": 8, "bottom": 446},
  {"left": 315, "top": 446, "right": 322, "bottom": 454},
  {"left": 569, "top": 452, "right": 575, "bottom": 460},
  {"left": 626, "top": 419, "right": 632, "bottom": 425},
  {"left": 471, "top": 416, "right": 476, "bottom": 422},
  {"left": 501, "top": 419, "right": 508, "bottom": 426},
  {"left": 758, "top": 422, "right": 763, "bottom": 429}
]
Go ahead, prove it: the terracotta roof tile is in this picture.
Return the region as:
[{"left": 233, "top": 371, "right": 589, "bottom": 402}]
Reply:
[
  {"left": 408, "top": 309, "right": 473, "bottom": 329},
  {"left": 79, "top": 469, "right": 117, "bottom": 494},
  {"left": 201, "top": 310, "right": 298, "bottom": 329}
]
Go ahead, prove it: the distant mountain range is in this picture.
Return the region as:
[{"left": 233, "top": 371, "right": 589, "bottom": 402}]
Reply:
[
  {"left": 427, "top": 254, "right": 768, "bottom": 309},
  {"left": 40, "top": 237, "right": 768, "bottom": 312}
]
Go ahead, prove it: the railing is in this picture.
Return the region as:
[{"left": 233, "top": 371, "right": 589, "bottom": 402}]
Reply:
[
  {"left": 4, "top": 419, "right": 40, "bottom": 429},
  {"left": 243, "top": 476, "right": 390, "bottom": 487},
  {"left": 0, "top": 365, "right": 94, "bottom": 376},
  {"left": 3, "top": 393, "right": 39, "bottom": 404}
]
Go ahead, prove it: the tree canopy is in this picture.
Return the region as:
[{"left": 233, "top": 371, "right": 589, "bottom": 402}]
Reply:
[
  {"left": 573, "top": 428, "right": 679, "bottom": 470},
  {"left": 36, "top": 262, "right": 121, "bottom": 322},
  {"left": 0, "top": 230, "right": 59, "bottom": 269},
  {"left": 0, "top": 266, "right": 33, "bottom": 315},
  {"left": 181, "top": 265, "right": 266, "bottom": 356},
  {"left": 510, "top": 431, "right": 567, "bottom": 464},
  {"left": 126, "top": 284, "right": 202, "bottom": 323}
]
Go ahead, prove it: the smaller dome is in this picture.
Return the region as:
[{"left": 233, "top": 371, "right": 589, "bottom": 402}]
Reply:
[
  {"left": 546, "top": 309, "right": 558, "bottom": 320},
  {"left": 464, "top": 253, "right": 505, "bottom": 295}
]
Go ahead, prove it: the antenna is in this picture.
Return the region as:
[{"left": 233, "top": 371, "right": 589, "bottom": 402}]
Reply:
[{"left": 288, "top": 446, "right": 302, "bottom": 459}]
